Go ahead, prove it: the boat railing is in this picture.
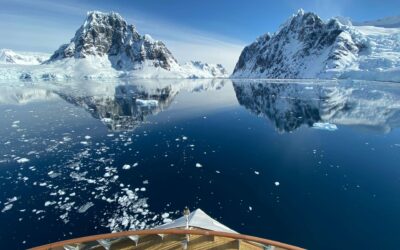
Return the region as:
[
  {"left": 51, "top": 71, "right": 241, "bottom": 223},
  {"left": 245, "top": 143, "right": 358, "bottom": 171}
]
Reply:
[{"left": 29, "top": 228, "right": 305, "bottom": 250}]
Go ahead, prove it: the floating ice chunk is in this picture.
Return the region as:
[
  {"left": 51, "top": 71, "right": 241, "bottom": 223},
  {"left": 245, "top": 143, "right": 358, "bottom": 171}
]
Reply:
[
  {"left": 254, "top": 171, "right": 259, "bottom": 175},
  {"left": 182, "top": 136, "right": 188, "bottom": 140},
  {"left": 122, "top": 164, "right": 131, "bottom": 170},
  {"left": 136, "top": 99, "right": 158, "bottom": 107},
  {"left": 17, "top": 158, "right": 30, "bottom": 163},
  {"left": 84, "top": 135, "right": 91, "bottom": 140},
  {"left": 161, "top": 212, "right": 169, "bottom": 218},
  {"left": 133, "top": 162, "right": 138, "bottom": 167},
  {"left": 63, "top": 136, "right": 72, "bottom": 142},
  {"left": 44, "top": 201, "right": 56, "bottom": 207},
  {"left": 78, "top": 202, "right": 94, "bottom": 213},
  {"left": 7, "top": 197, "right": 18, "bottom": 203},
  {"left": 195, "top": 163, "right": 203, "bottom": 168},
  {"left": 1, "top": 204, "right": 13, "bottom": 212},
  {"left": 249, "top": 206, "right": 252, "bottom": 211},
  {"left": 121, "top": 217, "right": 130, "bottom": 227},
  {"left": 48, "top": 171, "right": 61, "bottom": 178},
  {"left": 274, "top": 181, "right": 280, "bottom": 186},
  {"left": 80, "top": 141, "right": 89, "bottom": 145},
  {"left": 312, "top": 122, "right": 338, "bottom": 131}
]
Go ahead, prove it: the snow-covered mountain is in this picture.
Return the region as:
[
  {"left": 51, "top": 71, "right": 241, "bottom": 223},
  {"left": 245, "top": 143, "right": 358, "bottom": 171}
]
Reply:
[
  {"left": 233, "top": 80, "right": 400, "bottom": 133},
  {"left": 232, "top": 9, "right": 400, "bottom": 82},
  {"left": 0, "top": 49, "right": 49, "bottom": 65},
  {"left": 46, "top": 11, "right": 178, "bottom": 71},
  {"left": 0, "top": 11, "right": 227, "bottom": 81}
]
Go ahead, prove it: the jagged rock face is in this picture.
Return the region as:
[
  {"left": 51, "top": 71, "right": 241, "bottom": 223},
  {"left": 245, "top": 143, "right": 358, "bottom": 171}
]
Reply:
[
  {"left": 232, "top": 10, "right": 367, "bottom": 78},
  {"left": 47, "top": 11, "right": 178, "bottom": 70},
  {"left": 232, "top": 81, "right": 400, "bottom": 133}
]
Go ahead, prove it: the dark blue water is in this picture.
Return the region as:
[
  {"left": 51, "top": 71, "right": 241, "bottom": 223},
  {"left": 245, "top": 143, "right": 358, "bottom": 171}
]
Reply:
[{"left": 1, "top": 79, "right": 400, "bottom": 250}]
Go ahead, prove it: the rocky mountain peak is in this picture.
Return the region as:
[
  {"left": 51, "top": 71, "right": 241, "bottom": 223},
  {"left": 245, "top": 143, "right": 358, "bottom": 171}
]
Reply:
[
  {"left": 232, "top": 10, "right": 369, "bottom": 79},
  {"left": 47, "top": 11, "right": 178, "bottom": 70}
]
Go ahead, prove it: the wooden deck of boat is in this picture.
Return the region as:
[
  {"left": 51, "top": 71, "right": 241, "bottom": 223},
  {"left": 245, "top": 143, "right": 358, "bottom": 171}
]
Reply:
[
  {"left": 32, "top": 228, "right": 304, "bottom": 250},
  {"left": 52, "top": 234, "right": 288, "bottom": 250}
]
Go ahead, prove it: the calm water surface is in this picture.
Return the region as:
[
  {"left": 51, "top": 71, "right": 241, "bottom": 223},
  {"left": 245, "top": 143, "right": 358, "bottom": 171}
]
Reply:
[{"left": 1, "top": 79, "right": 400, "bottom": 249}]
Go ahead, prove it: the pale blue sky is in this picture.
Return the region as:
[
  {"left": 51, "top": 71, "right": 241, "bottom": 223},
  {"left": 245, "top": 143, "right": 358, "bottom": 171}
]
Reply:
[{"left": 0, "top": 0, "right": 398, "bottom": 71}]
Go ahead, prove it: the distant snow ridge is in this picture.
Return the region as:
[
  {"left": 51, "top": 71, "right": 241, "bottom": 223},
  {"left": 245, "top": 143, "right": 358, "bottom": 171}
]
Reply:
[
  {"left": 0, "top": 49, "right": 49, "bottom": 65},
  {"left": 232, "top": 9, "right": 400, "bottom": 82},
  {"left": 353, "top": 15, "right": 400, "bottom": 28},
  {"left": 181, "top": 61, "right": 228, "bottom": 78}
]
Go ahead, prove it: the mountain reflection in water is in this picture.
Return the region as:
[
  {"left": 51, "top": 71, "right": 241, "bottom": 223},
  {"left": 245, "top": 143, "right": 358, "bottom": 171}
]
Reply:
[{"left": 233, "top": 80, "right": 400, "bottom": 133}]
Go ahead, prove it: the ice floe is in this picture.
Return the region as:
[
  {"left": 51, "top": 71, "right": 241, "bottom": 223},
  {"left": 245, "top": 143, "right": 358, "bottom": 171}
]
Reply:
[
  {"left": 312, "top": 122, "right": 338, "bottom": 131},
  {"left": 77, "top": 202, "right": 94, "bottom": 213},
  {"left": 16, "top": 158, "right": 30, "bottom": 163},
  {"left": 122, "top": 164, "right": 131, "bottom": 170}
]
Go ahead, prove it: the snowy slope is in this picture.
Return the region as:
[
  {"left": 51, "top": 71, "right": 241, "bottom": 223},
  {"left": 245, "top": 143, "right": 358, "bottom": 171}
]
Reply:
[
  {"left": 339, "top": 25, "right": 400, "bottom": 82},
  {"left": 232, "top": 10, "right": 400, "bottom": 82},
  {"left": 0, "top": 49, "right": 50, "bottom": 65}
]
